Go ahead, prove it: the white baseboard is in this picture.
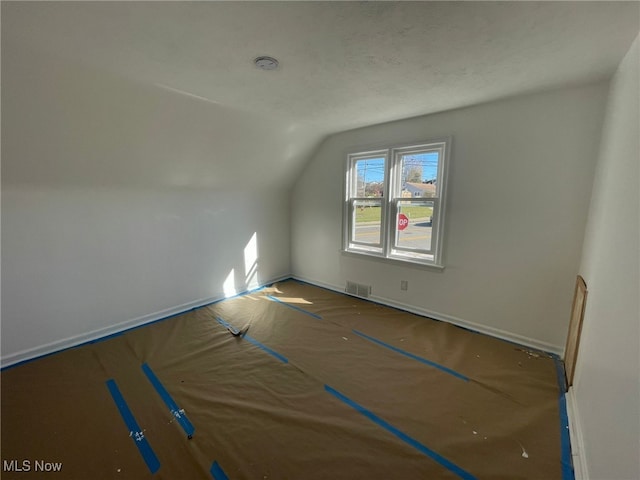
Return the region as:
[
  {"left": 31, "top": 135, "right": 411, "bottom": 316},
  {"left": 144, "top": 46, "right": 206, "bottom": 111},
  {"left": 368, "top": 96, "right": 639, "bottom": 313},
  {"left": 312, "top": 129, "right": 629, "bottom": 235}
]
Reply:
[
  {"left": 1, "top": 274, "right": 291, "bottom": 369},
  {"left": 566, "top": 387, "right": 588, "bottom": 480},
  {"left": 291, "top": 274, "right": 563, "bottom": 356}
]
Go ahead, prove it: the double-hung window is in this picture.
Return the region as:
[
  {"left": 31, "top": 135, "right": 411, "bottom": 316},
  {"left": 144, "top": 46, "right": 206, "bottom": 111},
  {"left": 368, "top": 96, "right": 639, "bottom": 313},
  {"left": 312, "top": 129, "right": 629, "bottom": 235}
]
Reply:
[{"left": 344, "top": 139, "right": 449, "bottom": 267}]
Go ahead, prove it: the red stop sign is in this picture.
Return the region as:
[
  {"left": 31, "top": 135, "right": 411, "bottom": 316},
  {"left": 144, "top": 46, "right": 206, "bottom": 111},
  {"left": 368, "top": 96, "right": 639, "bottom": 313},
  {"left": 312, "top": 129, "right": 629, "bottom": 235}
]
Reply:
[{"left": 397, "top": 213, "right": 409, "bottom": 231}]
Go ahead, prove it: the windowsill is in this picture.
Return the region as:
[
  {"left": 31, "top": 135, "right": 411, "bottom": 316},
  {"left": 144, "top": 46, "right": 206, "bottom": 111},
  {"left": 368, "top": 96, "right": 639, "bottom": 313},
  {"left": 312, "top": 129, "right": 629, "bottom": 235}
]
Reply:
[{"left": 341, "top": 249, "right": 445, "bottom": 271}]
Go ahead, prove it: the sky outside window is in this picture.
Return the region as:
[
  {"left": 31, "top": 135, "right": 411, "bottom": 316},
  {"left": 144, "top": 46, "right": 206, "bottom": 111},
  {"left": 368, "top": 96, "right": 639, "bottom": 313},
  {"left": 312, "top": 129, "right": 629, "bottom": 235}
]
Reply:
[
  {"left": 401, "top": 151, "right": 439, "bottom": 183},
  {"left": 356, "top": 157, "right": 385, "bottom": 196},
  {"left": 357, "top": 157, "right": 386, "bottom": 182},
  {"left": 356, "top": 152, "right": 439, "bottom": 190}
]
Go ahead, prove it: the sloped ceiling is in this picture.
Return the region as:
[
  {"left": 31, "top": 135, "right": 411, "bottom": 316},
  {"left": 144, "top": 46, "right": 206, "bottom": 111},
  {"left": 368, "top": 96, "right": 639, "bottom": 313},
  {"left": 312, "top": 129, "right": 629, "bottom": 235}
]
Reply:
[{"left": 2, "top": 1, "right": 639, "bottom": 189}]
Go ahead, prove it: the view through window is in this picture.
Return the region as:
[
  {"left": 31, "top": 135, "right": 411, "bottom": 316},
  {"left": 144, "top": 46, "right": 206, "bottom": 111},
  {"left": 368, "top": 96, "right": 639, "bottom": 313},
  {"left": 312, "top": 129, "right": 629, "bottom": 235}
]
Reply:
[{"left": 344, "top": 140, "right": 449, "bottom": 266}]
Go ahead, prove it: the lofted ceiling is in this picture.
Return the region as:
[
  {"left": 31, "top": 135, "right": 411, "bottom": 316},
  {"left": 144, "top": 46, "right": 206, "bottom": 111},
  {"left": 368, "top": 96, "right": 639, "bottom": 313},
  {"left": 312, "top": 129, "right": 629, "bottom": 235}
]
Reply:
[{"left": 2, "top": 1, "right": 639, "bottom": 189}]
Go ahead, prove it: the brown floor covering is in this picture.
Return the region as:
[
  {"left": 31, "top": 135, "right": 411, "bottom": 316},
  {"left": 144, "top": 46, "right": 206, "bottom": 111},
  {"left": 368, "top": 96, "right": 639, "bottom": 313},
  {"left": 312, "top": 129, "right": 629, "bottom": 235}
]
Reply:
[{"left": 1, "top": 279, "right": 567, "bottom": 479}]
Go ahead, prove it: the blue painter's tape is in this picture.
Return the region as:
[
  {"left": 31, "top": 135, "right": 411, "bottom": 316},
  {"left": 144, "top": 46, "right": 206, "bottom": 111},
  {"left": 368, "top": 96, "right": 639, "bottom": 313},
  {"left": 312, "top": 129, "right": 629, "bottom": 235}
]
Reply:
[
  {"left": 141, "top": 363, "right": 195, "bottom": 438},
  {"left": 215, "top": 317, "right": 288, "bottom": 364},
  {"left": 243, "top": 335, "right": 289, "bottom": 364},
  {"left": 266, "top": 295, "right": 322, "bottom": 320},
  {"left": 215, "top": 316, "right": 239, "bottom": 332},
  {"left": 553, "top": 357, "right": 575, "bottom": 480},
  {"left": 352, "top": 330, "right": 469, "bottom": 382},
  {"left": 325, "top": 385, "right": 476, "bottom": 480},
  {"left": 210, "top": 461, "right": 229, "bottom": 480},
  {"left": 105, "top": 379, "right": 161, "bottom": 474}
]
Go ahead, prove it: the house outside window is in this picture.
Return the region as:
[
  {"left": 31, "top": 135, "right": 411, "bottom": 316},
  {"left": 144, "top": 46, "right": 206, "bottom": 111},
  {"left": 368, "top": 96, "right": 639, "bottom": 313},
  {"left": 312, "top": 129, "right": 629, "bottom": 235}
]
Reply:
[{"left": 343, "top": 139, "right": 450, "bottom": 267}]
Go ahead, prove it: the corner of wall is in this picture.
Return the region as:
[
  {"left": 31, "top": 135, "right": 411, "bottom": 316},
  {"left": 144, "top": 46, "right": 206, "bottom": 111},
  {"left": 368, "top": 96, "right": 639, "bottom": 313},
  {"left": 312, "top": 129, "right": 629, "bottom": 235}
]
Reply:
[
  {"left": 566, "top": 387, "right": 588, "bottom": 480},
  {"left": 572, "top": 32, "right": 640, "bottom": 480}
]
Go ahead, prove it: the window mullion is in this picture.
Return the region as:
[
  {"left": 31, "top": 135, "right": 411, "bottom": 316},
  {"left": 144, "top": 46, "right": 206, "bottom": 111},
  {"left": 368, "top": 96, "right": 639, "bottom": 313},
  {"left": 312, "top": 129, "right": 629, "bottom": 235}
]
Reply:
[{"left": 383, "top": 149, "right": 397, "bottom": 257}]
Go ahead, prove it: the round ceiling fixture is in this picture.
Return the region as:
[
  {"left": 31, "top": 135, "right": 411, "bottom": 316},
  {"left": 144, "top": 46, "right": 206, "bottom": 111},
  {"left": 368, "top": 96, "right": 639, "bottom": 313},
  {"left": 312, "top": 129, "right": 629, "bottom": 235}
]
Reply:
[{"left": 254, "top": 56, "right": 279, "bottom": 71}]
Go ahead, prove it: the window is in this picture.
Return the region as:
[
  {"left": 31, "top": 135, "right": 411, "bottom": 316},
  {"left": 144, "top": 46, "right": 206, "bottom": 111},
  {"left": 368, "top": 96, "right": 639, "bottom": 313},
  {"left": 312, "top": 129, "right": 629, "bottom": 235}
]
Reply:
[{"left": 344, "top": 139, "right": 449, "bottom": 267}]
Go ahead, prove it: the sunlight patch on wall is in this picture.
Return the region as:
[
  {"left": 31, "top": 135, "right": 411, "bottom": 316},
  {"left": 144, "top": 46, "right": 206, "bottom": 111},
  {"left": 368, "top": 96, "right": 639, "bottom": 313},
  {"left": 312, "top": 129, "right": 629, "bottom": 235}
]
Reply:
[
  {"left": 223, "top": 269, "right": 237, "bottom": 298},
  {"left": 244, "top": 232, "right": 259, "bottom": 290}
]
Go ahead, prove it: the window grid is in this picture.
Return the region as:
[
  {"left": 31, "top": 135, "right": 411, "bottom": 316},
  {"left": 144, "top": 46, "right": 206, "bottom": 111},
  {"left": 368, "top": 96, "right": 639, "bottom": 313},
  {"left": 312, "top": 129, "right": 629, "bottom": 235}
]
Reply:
[{"left": 344, "top": 140, "right": 449, "bottom": 267}]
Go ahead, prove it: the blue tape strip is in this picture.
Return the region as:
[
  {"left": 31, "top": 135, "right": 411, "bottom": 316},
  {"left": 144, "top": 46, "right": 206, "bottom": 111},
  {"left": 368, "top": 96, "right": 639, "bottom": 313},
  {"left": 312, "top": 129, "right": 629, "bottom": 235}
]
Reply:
[
  {"left": 141, "top": 363, "right": 195, "bottom": 438},
  {"left": 325, "top": 385, "right": 476, "bottom": 480},
  {"left": 215, "top": 316, "right": 242, "bottom": 333},
  {"left": 352, "top": 330, "right": 469, "bottom": 382},
  {"left": 553, "top": 357, "right": 575, "bottom": 480},
  {"left": 243, "top": 335, "right": 289, "bottom": 364},
  {"left": 215, "top": 317, "right": 288, "bottom": 364},
  {"left": 210, "top": 461, "right": 229, "bottom": 480},
  {"left": 266, "top": 295, "right": 322, "bottom": 320},
  {"left": 105, "top": 379, "right": 161, "bottom": 474}
]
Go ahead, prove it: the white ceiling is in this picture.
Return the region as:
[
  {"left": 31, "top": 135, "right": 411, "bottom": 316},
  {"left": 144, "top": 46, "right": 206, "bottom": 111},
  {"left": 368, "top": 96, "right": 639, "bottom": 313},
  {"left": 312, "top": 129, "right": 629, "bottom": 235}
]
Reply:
[
  {"left": 2, "top": 2, "right": 639, "bottom": 190},
  {"left": 4, "top": 1, "right": 639, "bottom": 133}
]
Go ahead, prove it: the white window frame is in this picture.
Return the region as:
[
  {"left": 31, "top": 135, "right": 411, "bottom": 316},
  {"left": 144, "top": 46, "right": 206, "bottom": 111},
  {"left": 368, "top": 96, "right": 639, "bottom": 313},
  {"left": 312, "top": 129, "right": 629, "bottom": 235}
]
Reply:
[
  {"left": 343, "top": 138, "right": 450, "bottom": 268},
  {"left": 344, "top": 150, "right": 388, "bottom": 256}
]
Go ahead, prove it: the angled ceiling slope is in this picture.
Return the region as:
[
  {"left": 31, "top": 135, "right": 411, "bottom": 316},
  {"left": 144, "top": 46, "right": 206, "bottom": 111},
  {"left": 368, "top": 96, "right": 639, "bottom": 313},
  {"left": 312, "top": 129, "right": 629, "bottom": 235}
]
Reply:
[{"left": 3, "top": 2, "right": 638, "bottom": 188}]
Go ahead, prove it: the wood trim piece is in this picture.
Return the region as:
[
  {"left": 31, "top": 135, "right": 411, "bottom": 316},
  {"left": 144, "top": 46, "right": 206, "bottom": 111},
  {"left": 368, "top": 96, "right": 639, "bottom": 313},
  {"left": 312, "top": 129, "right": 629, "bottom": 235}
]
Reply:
[{"left": 564, "top": 275, "right": 588, "bottom": 390}]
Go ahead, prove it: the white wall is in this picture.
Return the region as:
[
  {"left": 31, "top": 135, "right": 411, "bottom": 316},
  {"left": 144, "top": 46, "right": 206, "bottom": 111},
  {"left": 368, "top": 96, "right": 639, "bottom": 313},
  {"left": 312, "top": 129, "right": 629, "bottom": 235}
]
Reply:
[
  {"left": 1, "top": 45, "right": 295, "bottom": 366},
  {"left": 573, "top": 35, "right": 639, "bottom": 480},
  {"left": 291, "top": 84, "right": 608, "bottom": 352},
  {"left": 1, "top": 186, "right": 290, "bottom": 364}
]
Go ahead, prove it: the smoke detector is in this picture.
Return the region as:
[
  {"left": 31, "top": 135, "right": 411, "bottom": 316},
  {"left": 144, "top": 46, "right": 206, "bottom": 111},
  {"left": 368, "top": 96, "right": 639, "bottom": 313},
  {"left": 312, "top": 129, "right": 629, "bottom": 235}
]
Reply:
[{"left": 254, "top": 56, "right": 279, "bottom": 70}]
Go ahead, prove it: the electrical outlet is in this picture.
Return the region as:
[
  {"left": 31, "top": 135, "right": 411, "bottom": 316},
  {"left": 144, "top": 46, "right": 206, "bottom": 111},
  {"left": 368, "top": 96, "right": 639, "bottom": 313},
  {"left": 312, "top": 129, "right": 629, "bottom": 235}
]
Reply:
[{"left": 400, "top": 280, "right": 408, "bottom": 291}]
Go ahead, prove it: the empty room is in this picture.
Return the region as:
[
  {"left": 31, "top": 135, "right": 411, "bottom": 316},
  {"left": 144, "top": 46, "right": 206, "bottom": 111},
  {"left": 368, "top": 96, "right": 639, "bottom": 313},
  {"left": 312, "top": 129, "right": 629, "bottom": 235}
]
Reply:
[{"left": 1, "top": 2, "right": 638, "bottom": 479}]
